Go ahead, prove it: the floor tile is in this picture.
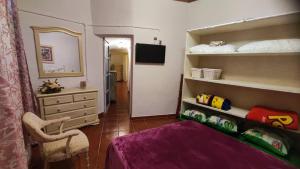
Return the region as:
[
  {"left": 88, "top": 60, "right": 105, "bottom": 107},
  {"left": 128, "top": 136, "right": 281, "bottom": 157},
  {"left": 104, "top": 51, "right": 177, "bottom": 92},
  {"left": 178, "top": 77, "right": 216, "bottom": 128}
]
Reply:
[
  {"left": 118, "top": 121, "right": 132, "bottom": 131},
  {"left": 119, "top": 130, "right": 132, "bottom": 136},
  {"left": 102, "top": 123, "right": 118, "bottom": 133},
  {"left": 132, "top": 120, "right": 148, "bottom": 131}
]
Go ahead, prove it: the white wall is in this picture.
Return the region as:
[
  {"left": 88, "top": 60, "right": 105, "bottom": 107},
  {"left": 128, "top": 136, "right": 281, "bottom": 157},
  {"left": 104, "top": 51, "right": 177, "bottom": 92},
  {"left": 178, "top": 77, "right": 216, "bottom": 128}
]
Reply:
[
  {"left": 18, "top": 0, "right": 300, "bottom": 117},
  {"left": 110, "top": 54, "right": 124, "bottom": 66},
  {"left": 187, "top": 0, "right": 300, "bottom": 29},
  {"left": 18, "top": 0, "right": 103, "bottom": 113},
  {"left": 18, "top": 0, "right": 93, "bottom": 24},
  {"left": 91, "top": 0, "right": 188, "bottom": 117}
]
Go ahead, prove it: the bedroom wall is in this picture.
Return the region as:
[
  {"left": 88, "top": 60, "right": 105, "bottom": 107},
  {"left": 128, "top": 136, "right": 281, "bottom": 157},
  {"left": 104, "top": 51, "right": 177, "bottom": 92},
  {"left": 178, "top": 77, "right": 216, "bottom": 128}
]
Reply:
[
  {"left": 18, "top": 0, "right": 299, "bottom": 117},
  {"left": 187, "top": 0, "right": 300, "bottom": 29},
  {"left": 17, "top": 0, "right": 103, "bottom": 113},
  {"left": 91, "top": 0, "right": 188, "bottom": 117},
  {"left": 18, "top": 0, "right": 187, "bottom": 116}
]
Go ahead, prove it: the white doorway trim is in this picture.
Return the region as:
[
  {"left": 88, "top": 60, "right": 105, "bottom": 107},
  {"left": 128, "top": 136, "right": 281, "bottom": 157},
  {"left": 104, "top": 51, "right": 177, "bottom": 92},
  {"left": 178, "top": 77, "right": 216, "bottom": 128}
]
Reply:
[{"left": 102, "top": 35, "right": 134, "bottom": 117}]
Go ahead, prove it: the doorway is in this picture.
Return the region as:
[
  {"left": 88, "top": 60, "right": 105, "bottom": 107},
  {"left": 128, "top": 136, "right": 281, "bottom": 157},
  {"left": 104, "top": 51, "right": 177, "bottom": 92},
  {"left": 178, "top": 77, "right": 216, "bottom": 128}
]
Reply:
[{"left": 103, "top": 36, "right": 133, "bottom": 117}]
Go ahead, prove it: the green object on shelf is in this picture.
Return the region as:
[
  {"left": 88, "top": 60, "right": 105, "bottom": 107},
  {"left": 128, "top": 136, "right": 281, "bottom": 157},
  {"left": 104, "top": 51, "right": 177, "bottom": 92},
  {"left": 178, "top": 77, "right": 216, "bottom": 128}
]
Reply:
[
  {"left": 180, "top": 110, "right": 207, "bottom": 123},
  {"left": 207, "top": 116, "right": 238, "bottom": 134},
  {"left": 179, "top": 117, "right": 300, "bottom": 168},
  {"left": 241, "top": 129, "right": 289, "bottom": 157},
  {"left": 239, "top": 137, "right": 300, "bottom": 168}
]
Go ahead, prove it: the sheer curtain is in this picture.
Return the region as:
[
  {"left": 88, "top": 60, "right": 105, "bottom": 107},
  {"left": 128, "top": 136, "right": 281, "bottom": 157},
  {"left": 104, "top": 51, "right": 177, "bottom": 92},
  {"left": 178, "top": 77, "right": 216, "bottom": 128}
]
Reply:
[{"left": 0, "top": 0, "right": 36, "bottom": 168}]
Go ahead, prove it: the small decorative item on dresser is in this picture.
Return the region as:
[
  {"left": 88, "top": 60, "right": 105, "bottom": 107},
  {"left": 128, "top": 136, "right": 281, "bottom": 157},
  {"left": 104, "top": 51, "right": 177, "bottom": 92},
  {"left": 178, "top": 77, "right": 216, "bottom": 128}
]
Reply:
[
  {"left": 80, "top": 80, "right": 87, "bottom": 89},
  {"left": 39, "top": 79, "right": 64, "bottom": 94}
]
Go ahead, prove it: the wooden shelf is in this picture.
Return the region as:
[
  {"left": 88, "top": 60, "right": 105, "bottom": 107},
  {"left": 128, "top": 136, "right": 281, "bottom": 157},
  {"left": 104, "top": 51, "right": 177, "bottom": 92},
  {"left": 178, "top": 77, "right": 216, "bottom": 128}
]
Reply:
[
  {"left": 182, "top": 12, "right": 300, "bottom": 138},
  {"left": 182, "top": 97, "right": 249, "bottom": 118},
  {"left": 185, "top": 76, "right": 300, "bottom": 94},
  {"left": 188, "top": 12, "right": 300, "bottom": 35},
  {"left": 182, "top": 97, "right": 300, "bottom": 134},
  {"left": 186, "top": 52, "right": 300, "bottom": 56}
]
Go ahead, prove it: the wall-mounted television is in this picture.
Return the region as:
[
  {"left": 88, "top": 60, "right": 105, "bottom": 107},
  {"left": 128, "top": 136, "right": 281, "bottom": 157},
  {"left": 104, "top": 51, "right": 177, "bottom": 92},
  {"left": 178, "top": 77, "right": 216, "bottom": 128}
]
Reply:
[{"left": 135, "top": 43, "right": 166, "bottom": 64}]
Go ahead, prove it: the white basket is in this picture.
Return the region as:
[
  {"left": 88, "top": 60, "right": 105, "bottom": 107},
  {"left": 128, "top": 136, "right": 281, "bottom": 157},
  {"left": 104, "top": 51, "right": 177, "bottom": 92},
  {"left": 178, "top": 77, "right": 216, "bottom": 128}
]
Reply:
[
  {"left": 203, "top": 68, "right": 222, "bottom": 80},
  {"left": 191, "top": 68, "right": 203, "bottom": 79}
]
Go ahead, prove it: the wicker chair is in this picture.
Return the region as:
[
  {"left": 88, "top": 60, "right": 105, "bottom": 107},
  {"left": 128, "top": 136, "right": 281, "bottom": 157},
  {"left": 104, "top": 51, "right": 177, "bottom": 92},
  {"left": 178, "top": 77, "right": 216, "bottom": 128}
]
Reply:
[{"left": 22, "top": 112, "right": 90, "bottom": 169}]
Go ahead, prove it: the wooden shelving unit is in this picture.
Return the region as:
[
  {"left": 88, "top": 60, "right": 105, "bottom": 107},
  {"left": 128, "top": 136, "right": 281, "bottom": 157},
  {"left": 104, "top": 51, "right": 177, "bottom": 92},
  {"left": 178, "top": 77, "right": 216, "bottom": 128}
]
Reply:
[
  {"left": 181, "top": 12, "right": 300, "bottom": 136},
  {"left": 182, "top": 97, "right": 300, "bottom": 134},
  {"left": 186, "top": 52, "right": 300, "bottom": 57},
  {"left": 182, "top": 97, "right": 248, "bottom": 118},
  {"left": 184, "top": 76, "right": 300, "bottom": 94}
]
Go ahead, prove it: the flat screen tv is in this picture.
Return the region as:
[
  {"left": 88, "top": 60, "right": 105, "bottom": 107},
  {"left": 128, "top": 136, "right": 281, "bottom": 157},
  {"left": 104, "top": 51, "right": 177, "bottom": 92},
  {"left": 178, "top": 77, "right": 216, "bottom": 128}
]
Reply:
[{"left": 135, "top": 43, "right": 166, "bottom": 64}]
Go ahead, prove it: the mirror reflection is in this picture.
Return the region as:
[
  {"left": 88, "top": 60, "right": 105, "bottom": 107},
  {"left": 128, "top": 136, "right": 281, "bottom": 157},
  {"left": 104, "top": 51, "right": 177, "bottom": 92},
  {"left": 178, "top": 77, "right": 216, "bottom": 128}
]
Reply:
[
  {"left": 32, "top": 27, "right": 83, "bottom": 78},
  {"left": 40, "top": 32, "right": 80, "bottom": 73}
]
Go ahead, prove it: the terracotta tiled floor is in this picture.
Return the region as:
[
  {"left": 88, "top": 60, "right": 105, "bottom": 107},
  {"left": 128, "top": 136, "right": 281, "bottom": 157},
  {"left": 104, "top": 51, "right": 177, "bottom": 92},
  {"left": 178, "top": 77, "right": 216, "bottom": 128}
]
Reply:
[{"left": 30, "top": 82, "right": 178, "bottom": 169}]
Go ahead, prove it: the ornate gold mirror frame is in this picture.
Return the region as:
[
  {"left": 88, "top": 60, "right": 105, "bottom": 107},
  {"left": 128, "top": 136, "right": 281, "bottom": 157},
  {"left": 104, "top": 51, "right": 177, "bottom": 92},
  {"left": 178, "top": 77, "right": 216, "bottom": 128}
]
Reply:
[{"left": 31, "top": 27, "right": 84, "bottom": 78}]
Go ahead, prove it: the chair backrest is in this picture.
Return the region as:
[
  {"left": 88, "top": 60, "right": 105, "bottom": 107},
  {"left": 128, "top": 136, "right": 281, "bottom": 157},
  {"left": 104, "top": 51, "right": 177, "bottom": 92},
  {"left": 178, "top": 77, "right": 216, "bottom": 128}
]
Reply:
[{"left": 22, "top": 112, "right": 49, "bottom": 142}]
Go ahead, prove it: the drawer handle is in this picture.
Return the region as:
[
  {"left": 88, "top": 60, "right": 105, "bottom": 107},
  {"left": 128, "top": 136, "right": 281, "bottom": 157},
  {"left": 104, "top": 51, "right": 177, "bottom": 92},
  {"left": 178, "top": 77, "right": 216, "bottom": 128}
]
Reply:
[
  {"left": 83, "top": 96, "right": 87, "bottom": 100},
  {"left": 84, "top": 105, "right": 87, "bottom": 108},
  {"left": 57, "top": 109, "right": 61, "bottom": 112},
  {"left": 56, "top": 100, "right": 60, "bottom": 104}
]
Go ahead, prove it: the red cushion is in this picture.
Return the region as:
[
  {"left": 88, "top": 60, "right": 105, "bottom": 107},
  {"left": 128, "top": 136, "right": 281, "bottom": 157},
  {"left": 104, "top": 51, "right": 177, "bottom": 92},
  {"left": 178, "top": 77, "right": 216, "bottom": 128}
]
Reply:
[{"left": 247, "top": 106, "right": 299, "bottom": 130}]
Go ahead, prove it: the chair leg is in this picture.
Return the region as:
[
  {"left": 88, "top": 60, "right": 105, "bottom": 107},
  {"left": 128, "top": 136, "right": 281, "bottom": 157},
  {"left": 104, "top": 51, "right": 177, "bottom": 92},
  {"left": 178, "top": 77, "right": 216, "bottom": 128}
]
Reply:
[
  {"left": 85, "top": 151, "right": 90, "bottom": 169},
  {"left": 44, "top": 161, "right": 49, "bottom": 169},
  {"left": 71, "top": 156, "right": 78, "bottom": 169},
  {"left": 78, "top": 154, "right": 82, "bottom": 169}
]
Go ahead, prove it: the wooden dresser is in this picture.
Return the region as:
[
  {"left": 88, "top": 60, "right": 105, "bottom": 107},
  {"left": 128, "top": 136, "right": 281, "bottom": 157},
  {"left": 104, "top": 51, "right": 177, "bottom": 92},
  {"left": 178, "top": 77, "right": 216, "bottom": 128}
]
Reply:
[{"left": 36, "top": 88, "right": 99, "bottom": 134}]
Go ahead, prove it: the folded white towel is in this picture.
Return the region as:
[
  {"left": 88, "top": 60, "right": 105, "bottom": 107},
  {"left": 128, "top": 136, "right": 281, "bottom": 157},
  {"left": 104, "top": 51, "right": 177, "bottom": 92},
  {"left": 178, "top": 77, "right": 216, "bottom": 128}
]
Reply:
[
  {"left": 238, "top": 39, "right": 300, "bottom": 53},
  {"left": 189, "top": 44, "right": 236, "bottom": 53}
]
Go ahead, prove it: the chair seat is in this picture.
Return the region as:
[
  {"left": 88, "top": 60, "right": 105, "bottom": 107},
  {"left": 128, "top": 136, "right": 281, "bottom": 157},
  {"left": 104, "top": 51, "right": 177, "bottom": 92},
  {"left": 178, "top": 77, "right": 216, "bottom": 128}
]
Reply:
[{"left": 42, "top": 129, "right": 89, "bottom": 162}]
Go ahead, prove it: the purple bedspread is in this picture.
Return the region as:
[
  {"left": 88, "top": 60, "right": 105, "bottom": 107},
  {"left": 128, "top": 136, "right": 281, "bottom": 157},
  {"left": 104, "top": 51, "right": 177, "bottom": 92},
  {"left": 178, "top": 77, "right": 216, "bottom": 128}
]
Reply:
[{"left": 105, "top": 120, "right": 296, "bottom": 169}]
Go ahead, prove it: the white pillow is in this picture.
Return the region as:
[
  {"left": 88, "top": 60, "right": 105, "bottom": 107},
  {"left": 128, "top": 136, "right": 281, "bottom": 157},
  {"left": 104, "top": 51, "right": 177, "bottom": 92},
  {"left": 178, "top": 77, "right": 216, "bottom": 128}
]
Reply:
[
  {"left": 238, "top": 39, "right": 300, "bottom": 53},
  {"left": 189, "top": 44, "right": 236, "bottom": 53}
]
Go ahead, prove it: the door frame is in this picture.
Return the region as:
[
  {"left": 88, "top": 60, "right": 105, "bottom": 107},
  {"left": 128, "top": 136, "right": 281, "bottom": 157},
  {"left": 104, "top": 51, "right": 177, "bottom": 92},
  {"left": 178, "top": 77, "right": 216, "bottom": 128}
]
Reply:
[
  {"left": 102, "top": 34, "right": 134, "bottom": 117},
  {"left": 103, "top": 38, "right": 110, "bottom": 112}
]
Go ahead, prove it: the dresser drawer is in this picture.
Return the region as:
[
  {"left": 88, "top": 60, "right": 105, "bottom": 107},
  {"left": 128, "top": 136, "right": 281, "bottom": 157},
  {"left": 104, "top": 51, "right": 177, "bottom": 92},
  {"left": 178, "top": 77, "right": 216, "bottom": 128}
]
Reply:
[
  {"left": 73, "top": 92, "right": 97, "bottom": 102},
  {"left": 85, "top": 114, "right": 98, "bottom": 123},
  {"left": 43, "top": 95, "right": 73, "bottom": 106},
  {"left": 45, "top": 107, "right": 97, "bottom": 120},
  {"left": 44, "top": 100, "right": 96, "bottom": 115},
  {"left": 46, "top": 114, "right": 98, "bottom": 132}
]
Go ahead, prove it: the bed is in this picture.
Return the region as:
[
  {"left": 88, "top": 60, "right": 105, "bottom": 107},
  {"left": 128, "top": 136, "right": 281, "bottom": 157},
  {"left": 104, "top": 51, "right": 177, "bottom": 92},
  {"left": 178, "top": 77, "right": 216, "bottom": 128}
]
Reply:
[{"left": 105, "top": 120, "right": 297, "bottom": 169}]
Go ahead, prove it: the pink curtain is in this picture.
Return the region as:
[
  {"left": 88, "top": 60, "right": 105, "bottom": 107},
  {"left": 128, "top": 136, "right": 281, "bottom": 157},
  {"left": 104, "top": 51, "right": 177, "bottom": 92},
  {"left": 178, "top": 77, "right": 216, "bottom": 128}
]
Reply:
[{"left": 0, "top": 0, "right": 36, "bottom": 168}]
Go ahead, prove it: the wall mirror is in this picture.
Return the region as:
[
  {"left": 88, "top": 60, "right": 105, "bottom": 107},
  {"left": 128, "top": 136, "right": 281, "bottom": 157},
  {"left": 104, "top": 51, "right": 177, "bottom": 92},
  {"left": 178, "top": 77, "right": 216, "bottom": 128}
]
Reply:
[{"left": 32, "top": 27, "right": 84, "bottom": 78}]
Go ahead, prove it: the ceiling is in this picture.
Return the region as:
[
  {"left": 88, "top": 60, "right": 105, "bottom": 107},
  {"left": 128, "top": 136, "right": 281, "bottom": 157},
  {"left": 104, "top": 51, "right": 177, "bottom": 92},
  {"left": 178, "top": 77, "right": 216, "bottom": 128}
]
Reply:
[
  {"left": 106, "top": 38, "right": 131, "bottom": 54},
  {"left": 175, "top": 0, "right": 197, "bottom": 3}
]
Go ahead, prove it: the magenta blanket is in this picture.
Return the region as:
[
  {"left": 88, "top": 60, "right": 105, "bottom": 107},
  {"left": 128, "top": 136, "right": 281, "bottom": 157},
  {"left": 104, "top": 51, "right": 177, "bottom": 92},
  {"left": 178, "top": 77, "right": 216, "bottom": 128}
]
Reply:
[{"left": 105, "top": 121, "right": 296, "bottom": 169}]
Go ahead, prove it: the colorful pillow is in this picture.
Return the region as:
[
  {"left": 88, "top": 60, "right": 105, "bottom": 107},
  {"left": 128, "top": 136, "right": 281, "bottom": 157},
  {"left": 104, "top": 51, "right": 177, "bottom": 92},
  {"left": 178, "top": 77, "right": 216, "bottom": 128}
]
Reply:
[
  {"left": 242, "top": 129, "right": 290, "bottom": 156},
  {"left": 247, "top": 106, "right": 299, "bottom": 130},
  {"left": 181, "top": 110, "right": 207, "bottom": 123},
  {"left": 196, "top": 94, "right": 231, "bottom": 111},
  {"left": 207, "top": 116, "right": 238, "bottom": 133}
]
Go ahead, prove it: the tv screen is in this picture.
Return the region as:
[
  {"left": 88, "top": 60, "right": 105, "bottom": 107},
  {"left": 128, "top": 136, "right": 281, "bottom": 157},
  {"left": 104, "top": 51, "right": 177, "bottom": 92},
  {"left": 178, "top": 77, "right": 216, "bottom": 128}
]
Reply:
[{"left": 135, "top": 43, "right": 166, "bottom": 64}]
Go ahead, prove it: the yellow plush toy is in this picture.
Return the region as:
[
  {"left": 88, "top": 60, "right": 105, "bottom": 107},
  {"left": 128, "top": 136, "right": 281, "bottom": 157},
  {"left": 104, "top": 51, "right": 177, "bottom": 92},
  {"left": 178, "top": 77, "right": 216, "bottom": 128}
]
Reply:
[
  {"left": 196, "top": 94, "right": 212, "bottom": 105},
  {"left": 196, "top": 94, "right": 231, "bottom": 111}
]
